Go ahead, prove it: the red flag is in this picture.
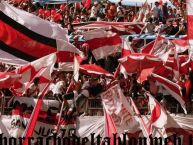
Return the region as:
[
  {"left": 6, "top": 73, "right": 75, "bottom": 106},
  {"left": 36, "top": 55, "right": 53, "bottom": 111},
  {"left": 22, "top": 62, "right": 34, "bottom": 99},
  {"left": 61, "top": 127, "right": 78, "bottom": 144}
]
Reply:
[
  {"left": 80, "top": 64, "right": 113, "bottom": 78},
  {"left": 151, "top": 73, "right": 187, "bottom": 114},
  {"left": 119, "top": 53, "right": 162, "bottom": 74},
  {"left": 82, "top": 0, "right": 91, "bottom": 9}
]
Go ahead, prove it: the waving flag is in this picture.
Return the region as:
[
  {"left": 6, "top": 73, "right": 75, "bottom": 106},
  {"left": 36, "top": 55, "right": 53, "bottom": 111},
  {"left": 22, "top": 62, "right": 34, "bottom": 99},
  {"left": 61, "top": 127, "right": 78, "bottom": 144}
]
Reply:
[
  {"left": 140, "top": 40, "right": 155, "bottom": 54},
  {"left": 119, "top": 53, "right": 162, "bottom": 74},
  {"left": 0, "top": 1, "right": 68, "bottom": 65},
  {"left": 83, "top": 29, "right": 122, "bottom": 60},
  {"left": 141, "top": 36, "right": 172, "bottom": 61},
  {"left": 22, "top": 83, "right": 51, "bottom": 145},
  {"left": 101, "top": 84, "right": 136, "bottom": 143},
  {"left": 74, "top": 22, "right": 144, "bottom": 35},
  {"left": 151, "top": 73, "right": 187, "bottom": 114},
  {"left": 56, "top": 39, "right": 84, "bottom": 71},
  {"left": 80, "top": 64, "right": 113, "bottom": 77},
  {"left": 12, "top": 53, "right": 57, "bottom": 96},
  {"left": 146, "top": 92, "right": 167, "bottom": 135},
  {"left": 0, "top": 73, "right": 21, "bottom": 88}
]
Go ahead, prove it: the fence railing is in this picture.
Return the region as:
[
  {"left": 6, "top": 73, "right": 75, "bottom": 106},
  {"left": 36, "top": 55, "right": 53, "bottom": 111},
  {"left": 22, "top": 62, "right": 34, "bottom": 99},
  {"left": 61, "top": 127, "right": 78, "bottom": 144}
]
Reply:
[{"left": 0, "top": 96, "right": 192, "bottom": 116}]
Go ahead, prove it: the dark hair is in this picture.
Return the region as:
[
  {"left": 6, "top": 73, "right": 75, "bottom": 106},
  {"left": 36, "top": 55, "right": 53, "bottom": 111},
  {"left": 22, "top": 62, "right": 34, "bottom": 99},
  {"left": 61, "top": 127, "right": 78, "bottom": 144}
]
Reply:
[
  {"left": 128, "top": 36, "right": 133, "bottom": 42},
  {"left": 33, "top": 77, "right": 40, "bottom": 84},
  {"left": 54, "top": 62, "right": 59, "bottom": 69},
  {"left": 148, "top": 17, "right": 153, "bottom": 23}
]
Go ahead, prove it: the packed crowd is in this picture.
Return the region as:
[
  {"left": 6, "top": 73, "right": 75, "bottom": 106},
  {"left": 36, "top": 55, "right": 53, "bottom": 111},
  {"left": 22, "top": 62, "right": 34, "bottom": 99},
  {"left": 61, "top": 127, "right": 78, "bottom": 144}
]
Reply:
[
  {"left": 6, "top": 0, "right": 187, "bottom": 36},
  {"left": 0, "top": 0, "right": 192, "bottom": 121}
]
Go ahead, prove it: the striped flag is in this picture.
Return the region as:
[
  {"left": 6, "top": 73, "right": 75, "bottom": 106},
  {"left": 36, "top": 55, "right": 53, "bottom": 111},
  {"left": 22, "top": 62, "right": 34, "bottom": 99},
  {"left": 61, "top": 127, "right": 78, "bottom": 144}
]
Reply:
[
  {"left": 151, "top": 73, "right": 187, "bottom": 114},
  {"left": 83, "top": 29, "right": 122, "bottom": 60},
  {"left": 0, "top": 1, "right": 68, "bottom": 65},
  {"left": 80, "top": 64, "right": 113, "bottom": 78},
  {"left": 74, "top": 22, "right": 144, "bottom": 35},
  {"left": 118, "top": 53, "right": 162, "bottom": 74}
]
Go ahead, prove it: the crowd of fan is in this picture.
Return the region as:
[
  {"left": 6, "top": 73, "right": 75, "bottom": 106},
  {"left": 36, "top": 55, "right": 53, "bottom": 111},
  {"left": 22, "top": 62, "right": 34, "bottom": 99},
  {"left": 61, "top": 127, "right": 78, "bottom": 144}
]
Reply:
[
  {"left": 0, "top": 0, "right": 192, "bottom": 119},
  {"left": 6, "top": 0, "right": 187, "bottom": 36}
]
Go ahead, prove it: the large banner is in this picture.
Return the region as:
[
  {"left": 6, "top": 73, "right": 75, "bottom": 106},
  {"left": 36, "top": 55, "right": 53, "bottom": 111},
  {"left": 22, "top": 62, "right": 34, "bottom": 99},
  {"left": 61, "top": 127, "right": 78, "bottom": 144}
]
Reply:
[
  {"left": 0, "top": 114, "right": 193, "bottom": 144},
  {"left": 0, "top": 115, "right": 104, "bottom": 144},
  {"left": 100, "top": 84, "right": 138, "bottom": 135}
]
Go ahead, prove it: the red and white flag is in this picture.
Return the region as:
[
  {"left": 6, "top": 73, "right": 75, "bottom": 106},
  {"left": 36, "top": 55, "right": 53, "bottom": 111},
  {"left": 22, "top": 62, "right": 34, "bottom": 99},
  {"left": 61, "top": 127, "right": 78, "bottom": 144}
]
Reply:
[
  {"left": 118, "top": 53, "right": 162, "bottom": 74},
  {"left": 83, "top": 29, "right": 122, "bottom": 60},
  {"left": 101, "top": 84, "right": 135, "bottom": 142},
  {"left": 103, "top": 110, "right": 118, "bottom": 145},
  {"left": 171, "top": 38, "right": 189, "bottom": 54},
  {"left": 74, "top": 22, "right": 144, "bottom": 35},
  {"left": 12, "top": 53, "right": 57, "bottom": 96},
  {"left": 0, "top": 1, "right": 68, "bottom": 65},
  {"left": 135, "top": 0, "right": 151, "bottom": 22},
  {"left": 187, "top": 0, "right": 193, "bottom": 51},
  {"left": 56, "top": 39, "right": 84, "bottom": 71},
  {"left": 151, "top": 36, "right": 172, "bottom": 62},
  {"left": 0, "top": 73, "right": 21, "bottom": 88},
  {"left": 140, "top": 40, "right": 155, "bottom": 54},
  {"left": 151, "top": 73, "right": 187, "bottom": 114},
  {"left": 146, "top": 92, "right": 167, "bottom": 135},
  {"left": 141, "top": 36, "right": 172, "bottom": 62},
  {"left": 80, "top": 64, "right": 113, "bottom": 78},
  {"left": 130, "top": 98, "right": 150, "bottom": 144},
  {"left": 22, "top": 83, "right": 51, "bottom": 145}
]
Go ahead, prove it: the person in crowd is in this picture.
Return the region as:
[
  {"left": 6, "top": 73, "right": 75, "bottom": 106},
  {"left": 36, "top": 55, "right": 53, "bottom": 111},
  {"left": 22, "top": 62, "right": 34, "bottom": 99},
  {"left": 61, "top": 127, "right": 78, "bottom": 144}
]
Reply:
[
  {"left": 162, "top": 2, "right": 168, "bottom": 20},
  {"left": 52, "top": 72, "right": 66, "bottom": 102},
  {"left": 140, "top": 17, "right": 155, "bottom": 34},
  {"left": 152, "top": 1, "right": 162, "bottom": 21},
  {"left": 23, "top": 77, "right": 40, "bottom": 98},
  {"left": 184, "top": 70, "right": 193, "bottom": 113},
  {"left": 89, "top": 1, "right": 98, "bottom": 21},
  {"left": 1, "top": 0, "right": 191, "bottom": 117}
]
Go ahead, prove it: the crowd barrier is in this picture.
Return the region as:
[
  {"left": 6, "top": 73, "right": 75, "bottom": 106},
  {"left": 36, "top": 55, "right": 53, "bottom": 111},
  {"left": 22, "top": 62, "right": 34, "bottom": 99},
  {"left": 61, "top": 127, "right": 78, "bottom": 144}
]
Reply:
[{"left": 0, "top": 96, "right": 193, "bottom": 116}]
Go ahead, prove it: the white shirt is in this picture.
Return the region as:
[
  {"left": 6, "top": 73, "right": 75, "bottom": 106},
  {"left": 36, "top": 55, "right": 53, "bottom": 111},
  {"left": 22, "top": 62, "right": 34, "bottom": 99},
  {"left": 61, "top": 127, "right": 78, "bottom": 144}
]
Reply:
[
  {"left": 90, "top": 6, "right": 97, "bottom": 18},
  {"left": 152, "top": 7, "right": 160, "bottom": 18},
  {"left": 52, "top": 81, "right": 66, "bottom": 95}
]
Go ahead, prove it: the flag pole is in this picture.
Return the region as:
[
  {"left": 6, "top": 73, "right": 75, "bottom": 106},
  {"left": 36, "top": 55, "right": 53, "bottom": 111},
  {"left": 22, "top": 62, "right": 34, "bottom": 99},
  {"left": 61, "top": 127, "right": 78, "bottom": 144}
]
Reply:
[
  {"left": 51, "top": 83, "right": 71, "bottom": 145},
  {"left": 130, "top": 98, "right": 151, "bottom": 145},
  {"left": 22, "top": 83, "right": 51, "bottom": 145},
  {"left": 52, "top": 54, "right": 79, "bottom": 145}
]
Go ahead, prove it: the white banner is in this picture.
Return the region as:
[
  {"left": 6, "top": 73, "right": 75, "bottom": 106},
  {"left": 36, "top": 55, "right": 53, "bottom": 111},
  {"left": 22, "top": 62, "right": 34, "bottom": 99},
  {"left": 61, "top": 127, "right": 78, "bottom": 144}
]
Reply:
[{"left": 100, "top": 84, "right": 138, "bottom": 134}]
